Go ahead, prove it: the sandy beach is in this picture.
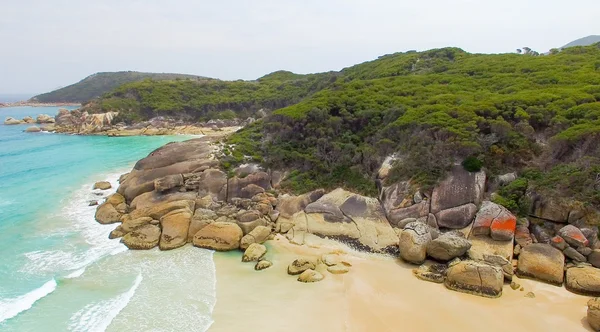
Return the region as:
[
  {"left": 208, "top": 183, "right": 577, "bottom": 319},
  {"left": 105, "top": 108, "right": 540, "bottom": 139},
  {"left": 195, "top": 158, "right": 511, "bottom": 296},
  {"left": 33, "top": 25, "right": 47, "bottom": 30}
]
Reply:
[{"left": 210, "top": 234, "right": 593, "bottom": 332}]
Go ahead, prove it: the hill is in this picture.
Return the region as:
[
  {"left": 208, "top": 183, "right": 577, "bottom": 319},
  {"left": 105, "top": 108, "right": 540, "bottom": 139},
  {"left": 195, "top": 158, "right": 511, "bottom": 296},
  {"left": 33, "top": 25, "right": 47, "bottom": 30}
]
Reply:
[
  {"left": 31, "top": 71, "right": 208, "bottom": 103},
  {"left": 561, "top": 35, "right": 600, "bottom": 49},
  {"left": 89, "top": 44, "right": 600, "bottom": 212}
]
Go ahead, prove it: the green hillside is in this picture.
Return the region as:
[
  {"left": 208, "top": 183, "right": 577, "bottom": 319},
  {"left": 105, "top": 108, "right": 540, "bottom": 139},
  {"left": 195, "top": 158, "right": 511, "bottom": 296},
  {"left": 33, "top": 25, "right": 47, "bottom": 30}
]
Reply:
[
  {"left": 84, "top": 71, "right": 337, "bottom": 123},
  {"left": 90, "top": 44, "right": 600, "bottom": 210},
  {"left": 31, "top": 71, "right": 208, "bottom": 103}
]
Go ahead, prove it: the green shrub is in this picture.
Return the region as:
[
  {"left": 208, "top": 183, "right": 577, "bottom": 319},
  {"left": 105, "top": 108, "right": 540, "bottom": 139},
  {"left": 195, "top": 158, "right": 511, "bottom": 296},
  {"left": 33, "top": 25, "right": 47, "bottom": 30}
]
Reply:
[{"left": 462, "top": 156, "right": 483, "bottom": 172}]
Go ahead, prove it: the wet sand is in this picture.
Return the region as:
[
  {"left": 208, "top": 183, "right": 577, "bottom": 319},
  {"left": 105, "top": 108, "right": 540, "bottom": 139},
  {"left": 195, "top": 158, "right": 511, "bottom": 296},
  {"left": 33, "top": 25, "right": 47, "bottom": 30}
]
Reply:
[{"left": 210, "top": 234, "right": 593, "bottom": 332}]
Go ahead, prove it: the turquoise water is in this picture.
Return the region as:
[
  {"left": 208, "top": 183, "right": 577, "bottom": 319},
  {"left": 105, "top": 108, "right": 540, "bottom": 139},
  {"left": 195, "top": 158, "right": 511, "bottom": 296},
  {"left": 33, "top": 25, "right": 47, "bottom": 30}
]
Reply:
[{"left": 0, "top": 107, "right": 216, "bottom": 331}]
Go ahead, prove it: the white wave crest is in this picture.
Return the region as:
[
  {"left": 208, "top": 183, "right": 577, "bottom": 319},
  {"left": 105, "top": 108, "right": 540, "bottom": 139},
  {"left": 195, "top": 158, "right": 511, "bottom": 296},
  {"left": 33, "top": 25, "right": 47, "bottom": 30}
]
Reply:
[
  {"left": 65, "top": 268, "right": 86, "bottom": 279},
  {"left": 21, "top": 170, "right": 128, "bottom": 276},
  {"left": 0, "top": 279, "right": 57, "bottom": 323},
  {"left": 69, "top": 274, "right": 142, "bottom": 332}
]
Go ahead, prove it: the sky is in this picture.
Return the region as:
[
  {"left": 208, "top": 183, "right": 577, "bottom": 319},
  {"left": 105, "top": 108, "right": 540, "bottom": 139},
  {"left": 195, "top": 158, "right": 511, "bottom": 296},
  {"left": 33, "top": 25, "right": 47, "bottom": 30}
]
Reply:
[{"left": 0, "top": 0, "right": 599, "bottom": 95}]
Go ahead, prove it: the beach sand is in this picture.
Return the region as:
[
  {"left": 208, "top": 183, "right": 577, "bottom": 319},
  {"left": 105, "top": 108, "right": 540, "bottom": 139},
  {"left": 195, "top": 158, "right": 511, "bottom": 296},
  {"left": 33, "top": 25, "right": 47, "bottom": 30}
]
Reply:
[{"left": 210, "top": 234, "right": 593, "bottom": 332}]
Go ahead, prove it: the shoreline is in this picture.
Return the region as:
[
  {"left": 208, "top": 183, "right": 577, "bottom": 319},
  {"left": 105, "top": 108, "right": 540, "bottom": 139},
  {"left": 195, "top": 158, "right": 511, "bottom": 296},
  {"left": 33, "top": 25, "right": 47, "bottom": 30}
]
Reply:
[
  {"left": 210, "top": 234, "right": 593, "bottom": 331},
  {"left": 0, "top": 102, "right": 81, "bottom": 108}
]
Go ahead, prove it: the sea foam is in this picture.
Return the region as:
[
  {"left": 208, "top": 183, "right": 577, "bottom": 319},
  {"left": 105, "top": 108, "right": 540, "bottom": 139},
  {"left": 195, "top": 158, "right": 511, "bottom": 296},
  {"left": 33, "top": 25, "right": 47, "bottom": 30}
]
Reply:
[
  {"left": 68, "top": 273, "right": 143, "bottom": 332},
  {"left": 0, "top": 279, "right": 57, "bottom": 323},
  {"left": 20, "top": 171, "right": 128, "bottom": 276}
]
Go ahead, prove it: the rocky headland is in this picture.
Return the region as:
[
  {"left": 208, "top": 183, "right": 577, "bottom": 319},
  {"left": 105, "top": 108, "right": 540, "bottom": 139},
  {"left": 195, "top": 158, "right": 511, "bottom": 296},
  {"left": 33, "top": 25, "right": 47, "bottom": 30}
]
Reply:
[
  {"left": 5, "top": 108, "right": 256, "bottom": 136},
  {"left": 88, "top": 131, "right": 600, "bottom": 328},
  {"left": 0, "top": 101, "right": 80, "bottom": 108}
]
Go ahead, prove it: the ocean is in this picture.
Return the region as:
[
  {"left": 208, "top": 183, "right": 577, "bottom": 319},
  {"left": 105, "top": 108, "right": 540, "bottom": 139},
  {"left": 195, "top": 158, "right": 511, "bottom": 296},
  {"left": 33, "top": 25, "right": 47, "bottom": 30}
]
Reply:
[{"left": 0, "top": 107, "right": 216, "bottom": 331}]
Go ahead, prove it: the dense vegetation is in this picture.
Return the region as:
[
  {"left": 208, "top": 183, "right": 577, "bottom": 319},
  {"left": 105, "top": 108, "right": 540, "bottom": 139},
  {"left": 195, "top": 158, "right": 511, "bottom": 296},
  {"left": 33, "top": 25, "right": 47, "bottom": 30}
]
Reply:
[
  {"left": 90, "top": 44, "right": 600, "bottom": 211},
  {"left": 31, "top": 71, "right": 207, "bottom": 103},
  {"left": 83, "top": 70, "right": 338, "bottom": 123},
  {"left": 228, "top": 44, "right": 600, "bottom": 209}
]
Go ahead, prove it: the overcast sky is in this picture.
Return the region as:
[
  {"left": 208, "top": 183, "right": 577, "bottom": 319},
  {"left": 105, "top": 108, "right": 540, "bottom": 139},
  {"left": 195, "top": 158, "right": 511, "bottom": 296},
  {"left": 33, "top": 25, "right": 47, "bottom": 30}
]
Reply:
[{"left": 1, "top": 0, "right": 598, "bottom": 94}]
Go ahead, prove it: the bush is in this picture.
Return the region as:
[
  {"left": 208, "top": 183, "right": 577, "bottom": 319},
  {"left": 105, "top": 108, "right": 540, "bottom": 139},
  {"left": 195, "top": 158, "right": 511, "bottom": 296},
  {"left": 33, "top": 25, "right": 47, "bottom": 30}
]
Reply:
[{"left": 462, "top": 156, "right": 483, "bottom": 172}]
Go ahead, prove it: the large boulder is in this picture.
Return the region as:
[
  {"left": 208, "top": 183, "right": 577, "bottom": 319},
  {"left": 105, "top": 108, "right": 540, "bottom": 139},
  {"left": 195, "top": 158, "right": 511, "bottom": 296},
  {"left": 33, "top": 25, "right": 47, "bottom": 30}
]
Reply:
[
  {"left": 558, "top": 225, "right": 589, "bottom": 248},
  {"left": 240, "top": 225, "right": 271, "bottom": 250},
  {"left": 118, "top": 138, "right": 216, "bottom": 201},
  {"left": 426, "top": 232, "right": 471, "bottom": 261},
  {"left": 242, "top": 243, "right": 267, "bottom": 262},
  {"left": 227, "top": 172, "right": 271, "bottom": 200},
  {"left": 36, "top": 114, "right": 55, "bottom": 124},
  {"left": 196, "top": 169, "right": 228, "bottom": 201},
  {"left": 128, "top": 199, "right": 195, "bottom": 221},
  {"left": 159, "top": 208, "right": 192, "bottom": 250},
  {"left": 530, "top": 195, "right": 570, "bottom": 223},
  {"left": 130, "top": 190, "right": 197, "bottom": 210},
  {"left": 4, "top": 117, "right": 23, "bottom": 125},
  {"left": 94, "top": 202, "right": 122, "bottom": 224},
  {"left": 93, "top": 181, "right": 112, "bottom": 190},
  {"left": 154, "top": 174, "right": 184, "bottom": 192},
  {"left": 517, "top": 243, "right": 565, "bottom": 285},
  {"left": 121, "top": 216, "right": 153, "bottom": 233},
  {"left": 122, "top": 224, "right": 161, "bottom": 250},
  {"left": 430, "top": 166, "right": 486, "bottom": 214},
  {"left": 399, "top": 221, "right": 432, "bottom": 264},
  {"left": 301, "top": 189, "right": 398, "bottom": 253},
  {"left": 435, "top": 203, "right": 477, "bottom": 229},
  {"left": 588, "top": 298, "right": 600, "bottom": 331},
  {"left": 277, "top": 189, "right": 325, "bottom": 219},
  {"left": 530, "top": 224, "right": 552, "bottom": 244},
  {"left": 193, "top": 222, "right": 243, "bottom": 251},
  {"left": 445, "top": 260, "right": 504, "bottom": 298},
  {"left": 566, "top": 266, "right": 600, "bottom": 296},
  {"left": 386, "top": 201, "right": 430, "bottom": 227},
  {"left": 589, "top": 250, "right": 600, "bottom": 269},
  {"left": 236, "top": 211, "right": 269, "bottom": 235},
  {"left": 288, "top": 258, "right": 316, "bottom": 275},
  {"left": 297, "top": 269, "right": 324, "bottom": 283},
  {"left": 25, "top": 126, "right": 41, "bottom": 132},
  {"left": 187, "top": 208, "right": 218, "bottom": 242}
]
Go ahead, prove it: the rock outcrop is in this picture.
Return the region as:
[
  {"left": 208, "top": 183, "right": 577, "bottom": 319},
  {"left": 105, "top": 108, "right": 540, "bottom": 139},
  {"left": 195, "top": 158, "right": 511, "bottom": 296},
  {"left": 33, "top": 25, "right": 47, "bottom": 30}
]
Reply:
[
  {"left": 122, "top": 224, "right": 161, "bottom": 249},
  {"left": 517, "top": 243, "right": 565, "bottom": 285}
]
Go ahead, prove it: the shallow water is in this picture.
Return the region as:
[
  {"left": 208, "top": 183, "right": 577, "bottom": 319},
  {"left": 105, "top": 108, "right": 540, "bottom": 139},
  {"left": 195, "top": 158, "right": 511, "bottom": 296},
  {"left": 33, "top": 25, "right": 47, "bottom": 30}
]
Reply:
[{"left": 0, "top": 107, "right": 216, "bottom": 331}]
